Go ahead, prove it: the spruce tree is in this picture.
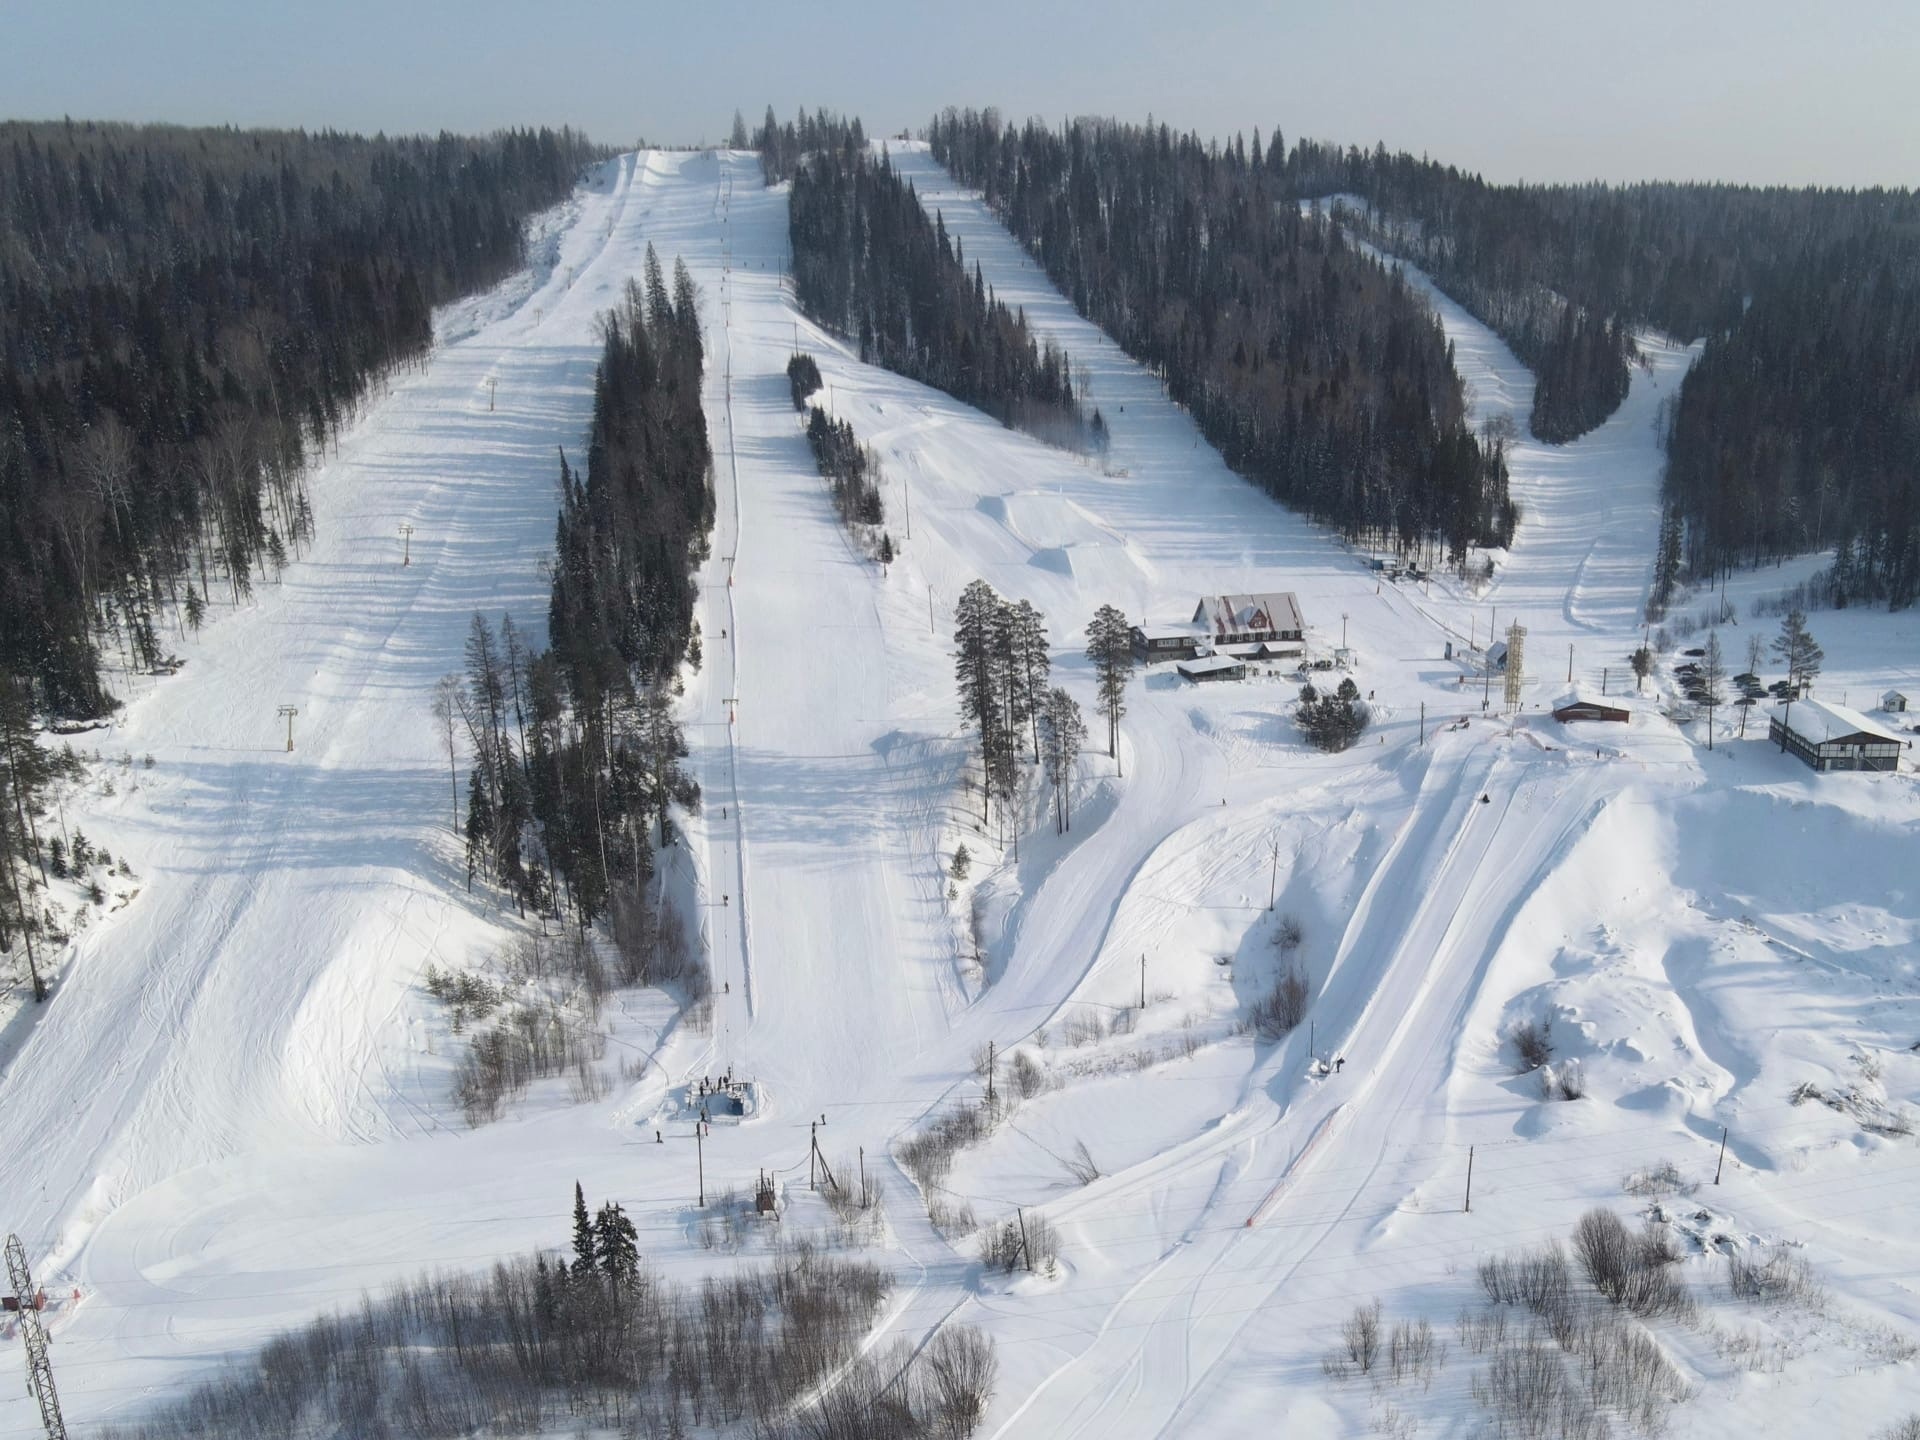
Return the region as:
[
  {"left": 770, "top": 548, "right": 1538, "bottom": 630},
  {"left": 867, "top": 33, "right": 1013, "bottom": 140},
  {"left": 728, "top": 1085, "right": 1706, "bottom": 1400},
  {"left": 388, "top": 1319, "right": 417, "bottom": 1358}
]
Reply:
[
  {"left": 571, "top": 1181, "right": 597, "bottom": 1281},
  {"left": 595, "top": 1201, "right": 640, "bottom": 1289}
]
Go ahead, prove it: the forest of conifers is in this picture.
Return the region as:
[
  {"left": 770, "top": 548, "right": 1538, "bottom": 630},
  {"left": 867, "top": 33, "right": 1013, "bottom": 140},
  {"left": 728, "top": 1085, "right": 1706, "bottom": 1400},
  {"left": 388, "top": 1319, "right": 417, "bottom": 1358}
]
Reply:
[
  {"left": 926, "top": 112, "right": 1514, "bottom": 561},
  {"left": 931, "top": 110, "right": 1920, "bottom": 608},
  {"left": 1261, "top": 131, "right": 1920, "bottom": 604},
  {"left": 465, "top": 256, "right": 712, "bottom": 933},
  {"left": 0, "top": 119, "right": 601, "bottom": 718},
  {"left": 786, "top": 140, "right": 1095, "bottom": 452}
]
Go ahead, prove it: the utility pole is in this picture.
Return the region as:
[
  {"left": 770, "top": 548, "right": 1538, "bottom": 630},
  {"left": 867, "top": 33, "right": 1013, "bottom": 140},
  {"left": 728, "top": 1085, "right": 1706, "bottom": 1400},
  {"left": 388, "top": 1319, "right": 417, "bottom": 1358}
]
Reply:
[
  {"left": 810, "top": 1120, "right": 817, "bottom": 1190},
  {"left": 902, "top": 471, "right": 912, "bottom": 540},
  {"left": 986, "top": 1040, "right": 996, "bottom": 1108},
  {"left": 929, "top": 589, "right": 935, "bottom": 636},
  {"left": 1567, "top": 643, "right": 1573, "bottom": 684},
  {"left": 278, "top": 704, "right": 299, "bottom": 753},
  {"left": 1139, "top": 953, "right": 1147, "bottom": 1011},
  {"left": 1419, "top": 701, "right": 1426, "bottom": 747},
  {"left": 1483, "top": 611, "right": 1495, "bottom": 711},
  {"left": 1341, "top": 612, "right": 1349, "bottom": 650},
  {"left": 697, "top": 1121, "right": 706, "bottom": 1206},
  {"left": 487, "top": 377, "right": 497, "bottom": 411},
  {"left": 1715, "top": 1126, "right": 1728, "bottom": 1185},
  {"left": 5, "top": 1235, "right": 66, "bottom": 1440},
  {"left": 1267, "top": 833, "right": 1281, "bottom": 910},
  {"left": 1463, "top": 1146, "right": 1475, "bottom": 1213},
  {"left": 398, "top": 523, "right": 414, "bottom": 567}
]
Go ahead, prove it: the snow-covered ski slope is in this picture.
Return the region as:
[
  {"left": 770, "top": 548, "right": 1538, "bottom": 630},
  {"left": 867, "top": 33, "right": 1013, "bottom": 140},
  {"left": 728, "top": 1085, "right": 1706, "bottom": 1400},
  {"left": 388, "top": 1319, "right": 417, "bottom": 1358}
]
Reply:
[{"left": 8, "top": 145, "right": 1920, "bottom": 1435}]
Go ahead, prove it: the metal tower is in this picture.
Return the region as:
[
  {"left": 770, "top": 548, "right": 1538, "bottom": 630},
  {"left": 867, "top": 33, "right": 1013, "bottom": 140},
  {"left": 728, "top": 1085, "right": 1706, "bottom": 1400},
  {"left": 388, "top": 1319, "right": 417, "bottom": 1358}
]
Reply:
[
  {"left": 1503, "top": 622, "right": 1527, "bottom": 710},
  {"left": 4, "top": 1235, "right": 67, "bottom": 1440}
]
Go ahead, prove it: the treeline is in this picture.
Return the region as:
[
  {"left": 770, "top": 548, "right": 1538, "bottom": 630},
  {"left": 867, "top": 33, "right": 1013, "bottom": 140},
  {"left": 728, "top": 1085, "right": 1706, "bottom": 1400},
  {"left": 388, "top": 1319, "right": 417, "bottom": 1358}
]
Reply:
[
  {"left": 806, "top": 407, "right": 887, "bottom": 533},
  {"left": 1286, "top": 139, "right": 1920, "bottom": 597},
  {"left": 952, "top": 581, "right": 1052, "bottom": 832},
  {"left": 928, "top": 111, "right": 1511, "bottom": 562},
  {"left": 0, "top": 119, "right": 602, "bottom": 717},
  {"left": 455, "top": 258, "right": 710, "bottom": 941},
  {"left": 789, "top": 143, "right": 1097, "bottom": 451},
  {"left": 0, "top": 680, "right": 72, "bottom": 987},
  {"left": 751, "top": 104, "right": 865, "bottom": 187},
  {"left": 99, "top": 1187, "right": 997, "bottom": 1440}
]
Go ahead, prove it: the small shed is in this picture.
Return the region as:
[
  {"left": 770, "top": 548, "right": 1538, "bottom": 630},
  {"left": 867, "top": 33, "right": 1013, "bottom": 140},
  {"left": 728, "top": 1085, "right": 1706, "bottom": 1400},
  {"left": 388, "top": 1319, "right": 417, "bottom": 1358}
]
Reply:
[
  {"left": 1553, "top": 693, "right": 1629, "bottom": 724},
  {"left": 1485, "top": 641, "right": 1509, "bottom": 672},
  {"left": 1176, "top": 655, "right": 1247, "bottom": 684},
  {"left": 1884, "top": 690, "right": 1910, "bottom": 714},
  {"left": 1769, "top": 698, "right": 1907, "bottom": 772}
]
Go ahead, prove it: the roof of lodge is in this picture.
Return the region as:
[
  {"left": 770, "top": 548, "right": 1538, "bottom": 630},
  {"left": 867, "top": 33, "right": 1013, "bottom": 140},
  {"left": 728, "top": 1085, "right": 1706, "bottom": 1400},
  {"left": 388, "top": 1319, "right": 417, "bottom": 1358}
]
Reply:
[
  {"left": 1194, "top": 592, "right": 1304, "bottom": 635},
  {"left": 1773, "top": 697, "right": 1905, "bottom": 746}
]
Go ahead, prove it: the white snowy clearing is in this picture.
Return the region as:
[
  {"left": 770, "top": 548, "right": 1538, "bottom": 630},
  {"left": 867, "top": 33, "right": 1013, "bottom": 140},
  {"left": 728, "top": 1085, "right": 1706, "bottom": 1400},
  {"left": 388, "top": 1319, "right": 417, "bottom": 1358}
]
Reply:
[{"left": 4, "top": 143, "right": 1919, "bottom": 1437}]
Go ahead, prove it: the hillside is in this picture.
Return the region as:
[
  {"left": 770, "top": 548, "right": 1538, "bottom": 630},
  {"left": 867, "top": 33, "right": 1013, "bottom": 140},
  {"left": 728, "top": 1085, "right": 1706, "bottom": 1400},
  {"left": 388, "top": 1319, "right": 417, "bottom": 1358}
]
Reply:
[{"left": 2, "top": 143, "right": 1917, "bottom": 1438}]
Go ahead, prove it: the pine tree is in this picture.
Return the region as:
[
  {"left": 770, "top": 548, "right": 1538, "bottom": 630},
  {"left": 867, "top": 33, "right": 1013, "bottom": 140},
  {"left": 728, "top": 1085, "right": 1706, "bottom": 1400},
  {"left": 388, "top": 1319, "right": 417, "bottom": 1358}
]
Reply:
[
  {"left": 1007, "top": 600, "right": 1050, "bottom": 762},
  {"left": 1772, "top": 608, "right": 1824, "bottom": 694},
  {"left": 1084, "top": 605, "right": 1135, "bottom": 770},
  {"left": 1038, "top": 687, "right": 1087, "bottom": 833},
  {"left": 953, "top": 580, "right": 1006, "bottom": 820}
]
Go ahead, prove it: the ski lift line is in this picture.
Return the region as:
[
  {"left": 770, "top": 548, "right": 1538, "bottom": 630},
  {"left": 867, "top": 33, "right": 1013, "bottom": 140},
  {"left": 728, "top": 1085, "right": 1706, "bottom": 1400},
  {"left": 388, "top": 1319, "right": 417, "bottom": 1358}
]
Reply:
[
  {"left": 916, "top": 1104, "right": 1920, "bottom": 1228},
  {"left": 39, "top": 1172, "right": 1920, "bottom": 1355},
  {"left": 43, "top": 1102, "right": 1916, "bottom": 1306},
  {"left": 4, "top": 1092, "right": 1868, "bottom": 1294}
]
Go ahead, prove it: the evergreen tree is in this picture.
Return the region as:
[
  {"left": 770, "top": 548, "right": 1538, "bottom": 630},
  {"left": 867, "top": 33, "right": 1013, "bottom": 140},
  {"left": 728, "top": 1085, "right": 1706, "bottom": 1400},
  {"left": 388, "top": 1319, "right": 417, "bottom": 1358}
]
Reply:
[
  {"left": 1006, "top": 601, "right": 1050, "bottom": 762},
  {"left": 463, "top": 771, "right": 492, "bottom": 893},
  {"left": 954, "top": 580, "right": 1008, "bottom": 820},
  {"left": 595, "top": 1201, "right": 640, "bottom": 1289},
  {"left": 1038, "top": 687, "right": 1086, "bottom": 834},
  {"left": 1772, "top": 609, "right": 1824, "bottom": 695},
  {"left": 571, "top": 1181, "right": 597, "bottom": 1281},
  {"left": 1083, "top": 605, "right": 1135, "bottom": 769}
]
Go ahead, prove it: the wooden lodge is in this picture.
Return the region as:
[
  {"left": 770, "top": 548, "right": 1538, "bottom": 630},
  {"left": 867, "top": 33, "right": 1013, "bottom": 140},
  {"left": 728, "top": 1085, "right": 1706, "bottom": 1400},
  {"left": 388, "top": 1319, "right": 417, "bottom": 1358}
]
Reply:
[
  {"left": 1553, "top": 696, "right": 1629, "bottom": 724},
  {"left": 1193, "top": 592, "right": 1305, "bottom": 647}
]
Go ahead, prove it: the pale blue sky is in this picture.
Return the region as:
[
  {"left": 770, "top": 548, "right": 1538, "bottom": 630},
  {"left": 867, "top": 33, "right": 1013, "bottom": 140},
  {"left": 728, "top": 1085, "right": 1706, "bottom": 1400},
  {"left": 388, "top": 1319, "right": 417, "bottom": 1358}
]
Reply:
[{"left": 4, "top": 0, "right": 1915, "bottom": 185}]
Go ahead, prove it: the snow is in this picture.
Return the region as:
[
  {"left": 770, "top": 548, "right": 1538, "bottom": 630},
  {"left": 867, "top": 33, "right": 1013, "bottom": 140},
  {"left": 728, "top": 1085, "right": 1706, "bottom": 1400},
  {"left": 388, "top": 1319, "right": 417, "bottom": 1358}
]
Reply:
[
  {"left": 1773, "top": 697, "right": 1907, "bottom": 746},
  {"left": 3, "top": 142, "right": 1919, "bottom": 1437}
]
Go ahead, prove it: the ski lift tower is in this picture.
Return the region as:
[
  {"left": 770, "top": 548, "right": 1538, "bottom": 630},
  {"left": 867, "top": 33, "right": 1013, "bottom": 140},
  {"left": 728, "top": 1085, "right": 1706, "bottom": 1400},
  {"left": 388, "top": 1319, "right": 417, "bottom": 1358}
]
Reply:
[
  {"left": 5, "top": 1235, "right": 66, "bottom": 1440},
  {"left": 1503, "top": 623, "right": 1527, "bottom": 710}
]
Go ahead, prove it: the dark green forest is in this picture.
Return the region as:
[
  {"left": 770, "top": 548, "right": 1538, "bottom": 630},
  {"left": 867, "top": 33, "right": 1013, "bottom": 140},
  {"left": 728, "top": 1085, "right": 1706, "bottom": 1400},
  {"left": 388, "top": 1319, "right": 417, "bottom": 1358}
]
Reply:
[
  {"left": 459, "top": 255, "right": 712, "bottom": 935},
  {"left": 928, "top": 112, "right": 1511, "bottom": 561},
  {"left": 1281, "top": 139, "right": 1920, "bottom": 603},
  {"left": 788, "top": 140, "right": 1094, "bottom": 451},
  {"left": 0, "top": 119, "right": 602, "bottom": 718}
]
